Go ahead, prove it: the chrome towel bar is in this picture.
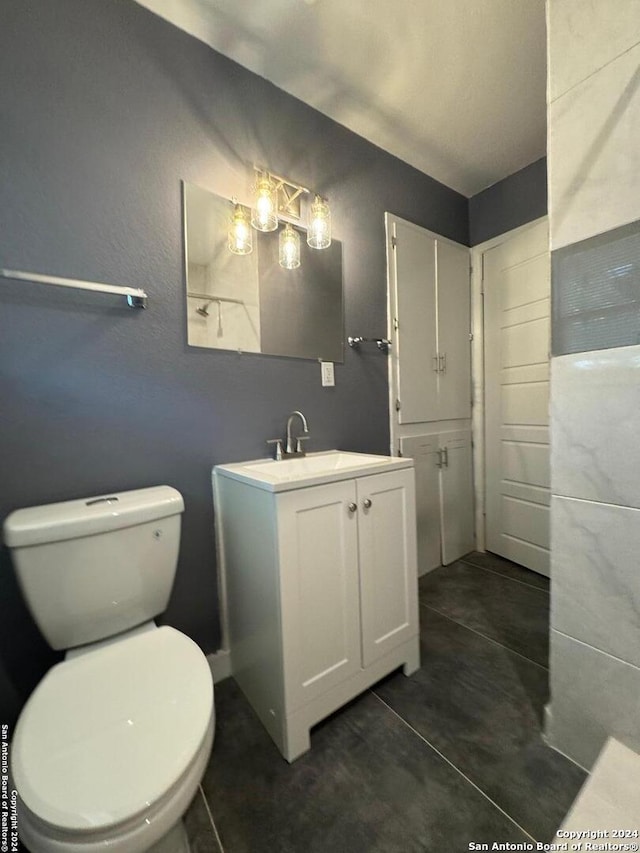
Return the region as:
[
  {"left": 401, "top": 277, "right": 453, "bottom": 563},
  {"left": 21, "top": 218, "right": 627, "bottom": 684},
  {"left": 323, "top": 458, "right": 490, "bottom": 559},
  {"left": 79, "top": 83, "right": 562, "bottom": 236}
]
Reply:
[
  {"left": 1, "top": 269, "right": 148, "bottom": 308},
  {"left": 347, "top": 336, "right": 391, "bottom": 353}
]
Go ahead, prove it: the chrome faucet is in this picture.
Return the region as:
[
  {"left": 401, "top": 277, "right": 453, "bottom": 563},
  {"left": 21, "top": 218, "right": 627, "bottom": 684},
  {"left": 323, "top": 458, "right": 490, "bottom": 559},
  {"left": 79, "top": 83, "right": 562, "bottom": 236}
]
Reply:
[{"left": 285, "top": 410, "right": 309, "bottom": 456}]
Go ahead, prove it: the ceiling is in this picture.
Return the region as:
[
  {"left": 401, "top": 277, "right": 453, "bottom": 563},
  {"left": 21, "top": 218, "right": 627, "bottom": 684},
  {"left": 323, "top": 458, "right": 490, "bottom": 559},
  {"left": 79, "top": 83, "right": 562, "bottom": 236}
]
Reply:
[{"left": 136, "top": 0, "right": 547, "bottom": 197}]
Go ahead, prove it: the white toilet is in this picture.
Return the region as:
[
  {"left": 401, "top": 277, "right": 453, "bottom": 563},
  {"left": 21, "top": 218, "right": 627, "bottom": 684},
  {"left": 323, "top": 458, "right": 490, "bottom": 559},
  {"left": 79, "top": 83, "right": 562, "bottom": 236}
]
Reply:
[{"left": 3, "top": 486, "right": 215, "bottom": 853}]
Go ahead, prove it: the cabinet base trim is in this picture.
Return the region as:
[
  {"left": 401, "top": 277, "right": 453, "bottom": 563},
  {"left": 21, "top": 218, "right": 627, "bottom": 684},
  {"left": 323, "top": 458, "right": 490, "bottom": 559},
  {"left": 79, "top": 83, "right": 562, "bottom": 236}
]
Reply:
[{"left": 281, "top": 635, "right": 420, "bottom": 762}]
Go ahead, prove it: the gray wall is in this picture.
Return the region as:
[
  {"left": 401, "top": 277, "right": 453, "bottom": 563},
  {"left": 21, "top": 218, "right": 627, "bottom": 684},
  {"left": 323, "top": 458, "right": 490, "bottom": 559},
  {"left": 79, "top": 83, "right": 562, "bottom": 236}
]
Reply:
[
  {"left": 468, "top": 157, "right": 547, "bottom": 246},
  {"left": 0, "top": 0, "right": 467, "bottom": 725}
]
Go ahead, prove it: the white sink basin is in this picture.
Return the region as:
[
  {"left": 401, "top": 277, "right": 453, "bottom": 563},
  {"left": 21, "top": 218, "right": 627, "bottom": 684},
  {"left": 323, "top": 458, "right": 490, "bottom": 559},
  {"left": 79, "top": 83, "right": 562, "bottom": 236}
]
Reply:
[
  {"left": 244, "top": 452, "right": 385, "bottom": 480},
  {"left": 215, "top": 450, "right": 412, "bottom": 492}
]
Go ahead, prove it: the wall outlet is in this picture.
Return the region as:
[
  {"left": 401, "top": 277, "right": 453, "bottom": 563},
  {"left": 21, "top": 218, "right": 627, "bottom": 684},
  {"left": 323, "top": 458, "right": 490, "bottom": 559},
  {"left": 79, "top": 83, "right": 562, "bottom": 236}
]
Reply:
[{"left": 320, "top": 361, "right": 335, "bottom": 387}]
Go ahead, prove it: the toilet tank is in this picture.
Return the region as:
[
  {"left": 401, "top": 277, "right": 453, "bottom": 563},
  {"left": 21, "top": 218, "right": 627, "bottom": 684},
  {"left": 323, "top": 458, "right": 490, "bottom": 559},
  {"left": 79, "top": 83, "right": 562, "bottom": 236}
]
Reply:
[{"left": 3, "top": 486, "right": 184, "bottom": 650}]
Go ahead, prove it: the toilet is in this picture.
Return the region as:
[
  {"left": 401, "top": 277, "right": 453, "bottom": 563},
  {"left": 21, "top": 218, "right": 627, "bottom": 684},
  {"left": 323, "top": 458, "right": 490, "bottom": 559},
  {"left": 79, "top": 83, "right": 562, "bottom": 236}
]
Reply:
[{"left": 3, "top": 486, "right": 214, "bottom": 853}]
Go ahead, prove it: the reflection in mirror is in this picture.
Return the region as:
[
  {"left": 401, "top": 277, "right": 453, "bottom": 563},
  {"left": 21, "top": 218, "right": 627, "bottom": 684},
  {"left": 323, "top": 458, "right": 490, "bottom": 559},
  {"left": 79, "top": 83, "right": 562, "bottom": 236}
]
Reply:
[
  {"left": 183, "top": 183, "right": 344, "bottom": 362},
  {"left": 184, "top": 183, "right": 261, "bottom": 354}
]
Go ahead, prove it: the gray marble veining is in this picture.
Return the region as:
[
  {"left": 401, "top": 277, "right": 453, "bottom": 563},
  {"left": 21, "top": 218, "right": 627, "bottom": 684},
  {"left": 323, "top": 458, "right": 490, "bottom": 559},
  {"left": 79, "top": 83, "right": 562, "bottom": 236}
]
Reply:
[
  {"left": 550, "top": 344, "right": 640, "bottom": 507},
  {"left": 551, "top": 496, "right": 640, "bottom": 667},
  {"left": 549, "top": 40, "right": 640, "bottom": 251},
  {"left": 548, "top": 630, "right": 640, "bottom": 770}
]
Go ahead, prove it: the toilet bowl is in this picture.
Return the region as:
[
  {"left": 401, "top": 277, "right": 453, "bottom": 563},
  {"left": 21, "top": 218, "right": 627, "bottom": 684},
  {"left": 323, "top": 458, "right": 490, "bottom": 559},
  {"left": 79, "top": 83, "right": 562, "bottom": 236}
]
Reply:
[{"left": 3, "top": 487, "right": 215, "bottom": 853}]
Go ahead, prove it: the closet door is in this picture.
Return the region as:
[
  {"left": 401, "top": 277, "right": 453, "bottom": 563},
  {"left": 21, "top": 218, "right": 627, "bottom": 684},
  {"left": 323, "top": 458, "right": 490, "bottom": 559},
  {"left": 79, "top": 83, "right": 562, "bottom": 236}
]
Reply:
[
  {"left": 436, "top": 240, "right": 472, "bottom": 421},
  {"left": 439, "top": 429, "right": 474, "bottom": 565},
  {"left": 400, "top": 435, "right": 441, "bottom": 575},
  {"left": 390, "top": 219, "right": 438, "bottom": 423}
]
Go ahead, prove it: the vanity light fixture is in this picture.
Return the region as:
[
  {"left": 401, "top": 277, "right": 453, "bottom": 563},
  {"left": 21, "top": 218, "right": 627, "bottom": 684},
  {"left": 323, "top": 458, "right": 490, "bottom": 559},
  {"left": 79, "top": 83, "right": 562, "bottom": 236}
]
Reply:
[
  {"left": 279, "top": 224, "right": 301, "bottom": 270},
  {"left": 307, "top": 194, "right": 331, "bottom": 249},
  {"left": 251, "top": 172, "right": 278, "bottom": 232},
  {"left": 228, "top": 202, "right": 253, "bottom": 255},
  {"left": 231, "top": 168, "right": 332, "bottom": 269}
]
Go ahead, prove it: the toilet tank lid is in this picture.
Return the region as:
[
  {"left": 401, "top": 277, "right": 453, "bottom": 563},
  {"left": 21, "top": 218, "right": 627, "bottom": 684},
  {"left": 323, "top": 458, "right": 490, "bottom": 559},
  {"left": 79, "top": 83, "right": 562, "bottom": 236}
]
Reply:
[{"left": 3, "top": 485, "right": 184, "bottom": 547}]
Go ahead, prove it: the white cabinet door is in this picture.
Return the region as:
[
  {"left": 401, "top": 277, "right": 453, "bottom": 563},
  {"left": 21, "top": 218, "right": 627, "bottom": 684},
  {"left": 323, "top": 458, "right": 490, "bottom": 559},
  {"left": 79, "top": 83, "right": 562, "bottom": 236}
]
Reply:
[
  {"left": 399, "top": 435, "right": 441, "bottom": 575},
  {"left": 439, "top": 429, "right": 475, "bottom": 565},
  {"left": 388, "top": 215, "right": 470, "bottom": 426},
  {"left": 436, "top": 240, "right": 472, "bottom": 421},
  {"left": 391, "top": 219, "right": 438, "bottom": 424},
  {"left": 277, "top": 480, "right": 362, "bottom": 711},
  {"left": 357, "top": 470, "right": 419, "bottom": 668}
]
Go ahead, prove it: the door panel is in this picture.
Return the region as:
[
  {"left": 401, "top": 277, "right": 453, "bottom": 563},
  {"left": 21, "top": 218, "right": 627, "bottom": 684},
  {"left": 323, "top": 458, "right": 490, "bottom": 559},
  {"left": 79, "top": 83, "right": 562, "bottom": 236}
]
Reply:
[
  {"left": 501, "top": 383, "right": 549, "bottom": 426},
  {"left": 485, "top": 219, "right": 551, "bottom": 575},
  {"left": 436, "top": 240, "right": 472, "bottom": 420},
  {"left": 387, "top": 213, "right": 473, "bottom": 572},
  {"left": 439, "top": 430, "right": 474, "bottom": 565},
  {"left": 502, "top": 317, "right": 550, "bottom": 367},
  {"left": 277, "top": 481, "right": 361, "bottom": 710},
  {"left": 502, "top": 440, "right": 550, "bottom": 488},
  {"left": 501, "top": 495, "right": 549, "bottom": 548},
  {"left": 399, "top": 435, "right": 441, "bottom": 574},
  {"left": 392, "top": 220, "right": 438, "bottom": 424},
  {"left": 358, "top": 470, "right": 418, "bottom": 667}
]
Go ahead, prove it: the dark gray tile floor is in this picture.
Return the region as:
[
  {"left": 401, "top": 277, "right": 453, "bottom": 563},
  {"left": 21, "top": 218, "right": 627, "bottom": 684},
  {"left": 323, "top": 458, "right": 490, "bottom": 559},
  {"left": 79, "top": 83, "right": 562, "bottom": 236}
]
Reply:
[
  {"left": 186, "top": 552, "right": 586, "bottom": 852},
  {"left": 418, "top": 560, "right": 550, "bottom": 666}
]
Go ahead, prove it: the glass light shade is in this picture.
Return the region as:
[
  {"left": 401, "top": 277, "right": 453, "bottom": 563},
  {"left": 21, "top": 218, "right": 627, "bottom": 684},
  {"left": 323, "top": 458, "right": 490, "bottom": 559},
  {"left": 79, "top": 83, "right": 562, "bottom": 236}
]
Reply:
[
  {"left": 279, "top": 224, "right": 301, "bottom": 270},
  {"left": 251, "top": 174, "right": 278, "bottom": 232},
  {"left": 228, "top": 204, "right": 253, "bottom": 255},
  {"left": 307, "top": 195, "right": 331, "bottom": 249}
]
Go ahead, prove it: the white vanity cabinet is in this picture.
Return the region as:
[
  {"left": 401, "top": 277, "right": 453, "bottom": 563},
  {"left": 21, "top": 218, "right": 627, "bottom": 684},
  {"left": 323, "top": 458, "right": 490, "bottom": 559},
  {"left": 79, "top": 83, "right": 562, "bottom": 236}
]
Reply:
[{"left": 214, "top": 455, "right": 420, "bottom": 762}]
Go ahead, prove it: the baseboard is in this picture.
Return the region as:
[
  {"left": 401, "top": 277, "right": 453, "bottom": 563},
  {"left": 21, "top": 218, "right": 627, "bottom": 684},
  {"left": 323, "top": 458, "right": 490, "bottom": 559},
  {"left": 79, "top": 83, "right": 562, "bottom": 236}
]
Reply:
[{"left": 207, "top": 649, "right": 232, "bottom": 684}]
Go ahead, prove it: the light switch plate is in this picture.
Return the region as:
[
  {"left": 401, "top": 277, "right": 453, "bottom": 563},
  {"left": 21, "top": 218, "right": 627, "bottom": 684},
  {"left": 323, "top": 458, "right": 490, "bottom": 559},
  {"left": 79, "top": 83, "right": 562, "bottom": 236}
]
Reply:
[{"left": 321, "top": 361, "right": 335, "bottom": 387}]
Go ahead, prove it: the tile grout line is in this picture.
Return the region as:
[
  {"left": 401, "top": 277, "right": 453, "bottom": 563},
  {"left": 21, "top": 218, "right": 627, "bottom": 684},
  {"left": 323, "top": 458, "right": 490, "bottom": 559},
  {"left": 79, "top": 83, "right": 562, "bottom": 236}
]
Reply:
[
  {"left": 549, "top": 37, "right": 640, "bottom": 105},
  {"left": 198, "top": 783, "right": 225, "bottom": 853},
  {"left": 370, "top": 691, "right": 538, "bottom": 844},
  {"left": 553, "top": 627, "right": 640, "bottom": 670},
  {"left": 419, "top": 601, "right": 549, "bottom": 671},
  {"left": 458, "top": 558, "right": 550, "bottom": 595}
]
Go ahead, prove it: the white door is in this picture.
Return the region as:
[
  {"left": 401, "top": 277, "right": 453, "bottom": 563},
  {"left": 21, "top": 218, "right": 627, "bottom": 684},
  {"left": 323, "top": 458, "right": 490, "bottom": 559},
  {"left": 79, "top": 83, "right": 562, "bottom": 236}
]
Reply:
[
  {"left": 436, "top": 240, "right": 472, "bottom": 421},
  {"left": 439, "top": 430, "right": 475, "bottom": 565},
  {"left": 386, "top": 213, "right": 472, "bottom": 574},
  {"left": 357, "top": 470, "right": 419, "bottom": 668},
  {"left": 277, "top": 480, "right": 362, "bottom": 710},
  {"left": 390, "top": 218, "right": 438, "bottom": 424},
  {"left": 399, "top": 435, "right": 441, "bottom": 574},
  {"left": 484, "top": 219, "right": 550, "bottom": 576}
]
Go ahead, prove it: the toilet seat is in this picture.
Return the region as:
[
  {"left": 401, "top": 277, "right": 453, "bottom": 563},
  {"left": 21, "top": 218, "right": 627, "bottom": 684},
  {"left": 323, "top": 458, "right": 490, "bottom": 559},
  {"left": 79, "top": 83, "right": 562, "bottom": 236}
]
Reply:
[{"left": 12, "top": 626, "right": 213, "bottom": 835}]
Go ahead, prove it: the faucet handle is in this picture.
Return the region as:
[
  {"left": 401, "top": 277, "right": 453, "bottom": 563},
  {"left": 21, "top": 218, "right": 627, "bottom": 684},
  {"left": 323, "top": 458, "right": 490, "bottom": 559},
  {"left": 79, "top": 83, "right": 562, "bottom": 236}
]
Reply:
[
  {"left": 266, "top": 438, "right": 284, "bottom": 461},
  {"left": 295, "top": 436, "right": 310, "bottom": 454}
]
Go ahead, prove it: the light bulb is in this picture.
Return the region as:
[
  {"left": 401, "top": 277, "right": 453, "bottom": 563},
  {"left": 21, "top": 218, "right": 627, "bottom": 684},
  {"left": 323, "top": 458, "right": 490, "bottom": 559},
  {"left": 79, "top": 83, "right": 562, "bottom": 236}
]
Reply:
[
  {"left": 307, "top": 195, "right": 331, "bottom": 249},
  {"left": 251, "top": 174, "right": 278, "bottom": 232},
  {"left": 279, "top": 224, "right": 301, "bottom": 270},
  {"left": 228, "top": 204, "right": 253, "bottom": 255}
]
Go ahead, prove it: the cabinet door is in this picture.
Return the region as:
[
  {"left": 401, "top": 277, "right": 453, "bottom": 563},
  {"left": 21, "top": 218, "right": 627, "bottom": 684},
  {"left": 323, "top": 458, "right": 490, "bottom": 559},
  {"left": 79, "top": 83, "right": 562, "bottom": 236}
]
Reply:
[
  {"left": 436, "top": 240, "right": 471, "bottom": 420},
  {"left": 277, "top": 480, "right": 362, "bottom": 711},
  {"left": 391, "top": 219, "right": 438, "bottom": 423},
  {"left": 399, "top": 435, "right": 441, "bottom": 575},
  {"left": 439, "top": 430, "right": 474, "bottom": 565},
  {"left": 357, "top": 470, "right": 419, "bottom": 668}
]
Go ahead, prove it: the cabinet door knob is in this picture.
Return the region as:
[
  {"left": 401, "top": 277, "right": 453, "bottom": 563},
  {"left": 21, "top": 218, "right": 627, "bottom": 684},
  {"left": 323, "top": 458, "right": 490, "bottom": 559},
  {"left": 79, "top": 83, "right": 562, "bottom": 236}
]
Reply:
[
  {"left": 347, "top": 502, "right": 358, "bottom": 513},
  {"left": 363, "top": 498, "right": 372, "bottom": 509}
]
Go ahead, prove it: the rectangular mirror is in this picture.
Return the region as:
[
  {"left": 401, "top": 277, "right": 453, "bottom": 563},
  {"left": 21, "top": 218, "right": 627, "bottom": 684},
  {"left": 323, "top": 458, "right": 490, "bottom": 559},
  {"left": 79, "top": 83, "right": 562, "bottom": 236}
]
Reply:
[{"left": 183, "top": 182, "right": 344, "bottom": 362}]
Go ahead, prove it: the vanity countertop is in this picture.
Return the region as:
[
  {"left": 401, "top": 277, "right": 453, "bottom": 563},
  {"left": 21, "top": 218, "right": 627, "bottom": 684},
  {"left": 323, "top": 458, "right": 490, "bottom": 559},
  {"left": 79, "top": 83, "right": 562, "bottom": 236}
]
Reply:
[{"left": 214, "top": 450, "right": 413, "bottom": 493}]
